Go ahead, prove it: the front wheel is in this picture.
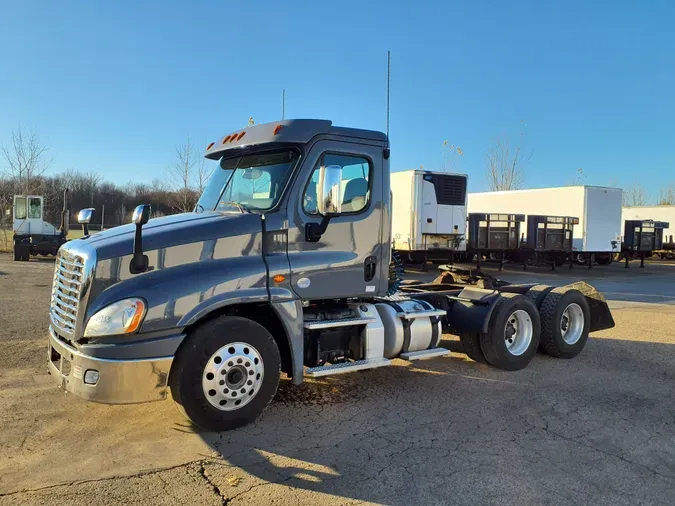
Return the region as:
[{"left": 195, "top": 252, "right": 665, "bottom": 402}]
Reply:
[{"left": 169, "top": 315, "right": 281, "bottom": 431}]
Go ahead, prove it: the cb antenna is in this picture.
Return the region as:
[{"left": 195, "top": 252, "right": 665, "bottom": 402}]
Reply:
[
  {"left": 282, "top": 89, "right": 285, "bottom": 120},
  {"left": 386, "top": 50, "right": 391, "bottom": 138}
]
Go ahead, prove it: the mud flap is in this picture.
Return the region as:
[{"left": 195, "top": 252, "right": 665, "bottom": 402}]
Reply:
[
  {"left": 561, "top": 281, "right": 615, "bottom": 332},
  {"left": 443, "top": 287, "right": 501, "bottom": 336}
]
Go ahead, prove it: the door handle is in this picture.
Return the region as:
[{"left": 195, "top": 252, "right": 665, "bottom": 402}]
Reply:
[{"left": 364, "top": 256, "right": 377, "bottom": 282}]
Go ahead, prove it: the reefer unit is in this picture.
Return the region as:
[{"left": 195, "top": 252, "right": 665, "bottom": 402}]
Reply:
[
  {"left": 622, "top": 206, "right": 675, "bottom": 243},
  {"left": 467, "top": 186, "right": 622, "bottom": 253},
  {"left": 391, "top": 170, "right": 468, "bottom": 253}
]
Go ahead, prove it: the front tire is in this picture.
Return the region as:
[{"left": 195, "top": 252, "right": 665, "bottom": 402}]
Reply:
[{"left": 169, "top": 315, "right": 281, "bottom": 431}]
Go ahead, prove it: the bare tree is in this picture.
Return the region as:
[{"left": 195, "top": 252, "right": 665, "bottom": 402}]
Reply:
[
  {"left": 1, "top": 126, "right": 52, "bottom": 194},
  {"left": 168, "top": 138, "right": 199, "bottom": 213},
  {"left": 623, "top": 184, "right": 650, "bottom": 206},
  {"left": 441, "top": 140, "right": 463, "bottom": 171},
  {"left": 83, "top": 171, "right": 102, "bottom": 206},
  {"left": 657, "top": 184, "right": 675, "bottom": 205},
  {"left": 197, "top": 154, "right": 212, "bottom": 195},
  {"left": 485, "top": 122, "right": 530, "bottom": 191}
]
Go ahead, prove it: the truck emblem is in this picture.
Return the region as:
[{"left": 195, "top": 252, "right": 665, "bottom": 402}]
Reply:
[{"left": 297, "top": 277, "right": 311, "bottom": 288}]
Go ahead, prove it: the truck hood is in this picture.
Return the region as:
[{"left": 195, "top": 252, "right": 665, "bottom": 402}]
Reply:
[{"left": 74, "top": 212, "right": 263, "bottom": 261}]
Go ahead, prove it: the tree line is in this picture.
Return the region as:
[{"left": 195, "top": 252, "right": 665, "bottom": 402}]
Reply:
[{"left": 1, "top": 127, "right": 210, "bottom": 230}]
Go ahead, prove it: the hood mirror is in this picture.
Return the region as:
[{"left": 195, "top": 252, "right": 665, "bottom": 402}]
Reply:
[
  {"left": 77, "top": 208, "right": 95, "bottom": 236},
  {"left": 77, "top": 208, "right": 94, "bottom": 224},
  {"left": 132, "top": 204, "right": 151, "bottom": 225},
  {"left": 130, "top": 204, "right": 151, "bottom": 274}
]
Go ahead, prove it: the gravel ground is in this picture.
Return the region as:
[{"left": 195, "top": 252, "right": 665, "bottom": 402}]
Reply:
[{"left": 0, "top": 256, "right": 674, "bottom": 505}]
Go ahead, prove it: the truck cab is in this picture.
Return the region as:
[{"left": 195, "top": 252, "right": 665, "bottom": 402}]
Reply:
[{"left": 47, "top": 119, "right": 614, "bottom": 431}]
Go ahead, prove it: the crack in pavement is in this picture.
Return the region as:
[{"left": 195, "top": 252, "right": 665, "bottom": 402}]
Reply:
[{"left": 0, "top": 460, "right": 207, "bottom": 498}]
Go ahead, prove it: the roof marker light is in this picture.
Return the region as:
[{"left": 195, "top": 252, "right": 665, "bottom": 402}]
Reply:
[
  {"left": 237, "top": 131, "right": 246, "bottom": 141},
  {"left": 273, "top": 124, "right": 283, "bottom": 135},
  {"left": 222, "top": 135, "right": 231, "bottom": 144},
  {"left": 207, "top": 142, "right": 215, "bottom": 150}
]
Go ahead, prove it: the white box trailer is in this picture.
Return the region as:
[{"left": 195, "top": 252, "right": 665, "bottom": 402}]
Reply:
[
  {"left": 391, "top": 170, "right": 468, "bottom": 258},
  {"left": 467, "top": 186, "right": 623, "bottom": 256},
  {"left": 622, "top": 205, "right": 675, "bottom": 242}
]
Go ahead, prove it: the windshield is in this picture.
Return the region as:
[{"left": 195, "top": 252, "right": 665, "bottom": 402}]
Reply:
[{"left": 197, "top": 149, "right": 300, "bottom": 212}]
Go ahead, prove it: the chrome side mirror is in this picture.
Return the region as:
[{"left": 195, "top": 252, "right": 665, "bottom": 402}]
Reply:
[
  {"left": 77, "top": 208, "right": 94, "bottom": 224},
  {"left": 317, "top": 165, "right": 343, "bottom": 216},
  {"left": 132, "top": 204, "right": 151, "bottom": 225},
  {"left": 77, "top": 208, "right": 95, "bottom": 236}
]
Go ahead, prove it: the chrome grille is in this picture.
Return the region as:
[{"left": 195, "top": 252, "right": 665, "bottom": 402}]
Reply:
[{"left": 50, "top": 251, "right": 85, "bottom": 334}]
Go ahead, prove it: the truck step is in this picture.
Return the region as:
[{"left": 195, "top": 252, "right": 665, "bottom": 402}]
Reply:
[
  {"left": 303, "top": 316, "right": 376, "bottom": 330},
  {"left": 305, "top": 358, "right": 392, "bottom": 377},
  {"left": 396, "top": 309, "right": 447, "bottom": 320},
  {"left": 400, "top": 348, "right": 450, "bottom": 361}
]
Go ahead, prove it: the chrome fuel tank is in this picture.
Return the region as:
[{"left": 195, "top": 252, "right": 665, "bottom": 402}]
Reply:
[{"left": 374, "top": 299, "right": 443, "bottom": 358}]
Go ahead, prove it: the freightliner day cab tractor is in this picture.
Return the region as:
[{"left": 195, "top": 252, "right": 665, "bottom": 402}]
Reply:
[{"left": 47, "top": 120, "right": 615, "bottom": 431}]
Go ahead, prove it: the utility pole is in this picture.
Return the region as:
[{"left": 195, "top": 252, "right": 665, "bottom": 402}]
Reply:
[
  {"left": 101, "top": 204, "right": 105, "bottom": 232},
  {"left": 386, "top": 51, "right": 391, "bottom": 138}
]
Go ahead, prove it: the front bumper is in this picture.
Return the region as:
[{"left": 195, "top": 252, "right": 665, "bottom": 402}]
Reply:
[{"left": 48, "top": 327, "right": 173, "bottom": 404}]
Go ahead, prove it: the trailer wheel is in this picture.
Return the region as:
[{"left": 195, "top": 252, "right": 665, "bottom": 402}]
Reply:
[
  {"left": 459, "top": 332, "right": 488, "bottom": 364},
  {"left": 595, "top": 254, "right": 613, "bottom": 265},
  {"left": 525, "top": 284, "right": 554, "bottom": 309},
  {"left": 575, "top": 253, "right": 595, "bottom": 265},
  {"left": 479, "top": 294, "right": 540, "bottom": 371},
  {"left": 539, "top": 288, "right": 590, "bottom": 358},
  {"left": 169, "top": 315, "right": 281, "bottom": 431}
]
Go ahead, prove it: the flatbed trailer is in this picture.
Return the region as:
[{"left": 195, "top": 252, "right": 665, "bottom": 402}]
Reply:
[
  {"left": 465, "top": 213, "right": 579, "bottom": 271},
  {"left": 46, "top": 120, "right": 615, "bottom": 431}
]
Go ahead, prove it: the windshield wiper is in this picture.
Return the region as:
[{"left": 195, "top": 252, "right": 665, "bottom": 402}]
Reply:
[{"left": 218, "top": 201, "right": 250, "bottom": 213}]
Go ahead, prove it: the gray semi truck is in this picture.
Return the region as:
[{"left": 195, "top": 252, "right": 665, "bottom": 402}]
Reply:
[{"left": 47, "top": 119, "right": 615, "bottom": 431}]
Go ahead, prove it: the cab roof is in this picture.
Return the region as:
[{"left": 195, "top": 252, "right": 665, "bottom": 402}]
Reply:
[{"left": 204, "top": 119, "right": 388, "bottom": 160}]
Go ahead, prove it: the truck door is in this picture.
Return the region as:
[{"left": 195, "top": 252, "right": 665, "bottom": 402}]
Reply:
[{"left": 286, "top": 139, "right": 385, "bottom": 300}]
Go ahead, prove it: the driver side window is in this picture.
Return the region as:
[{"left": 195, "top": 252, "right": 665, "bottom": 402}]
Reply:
[{"left": 303, "top": 153, "right": 371, "bottom": 215}]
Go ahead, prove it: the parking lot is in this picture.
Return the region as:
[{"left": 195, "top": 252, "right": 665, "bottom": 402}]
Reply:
[{"left": 0, "top": 256, "right": 674, "bottom": 506}]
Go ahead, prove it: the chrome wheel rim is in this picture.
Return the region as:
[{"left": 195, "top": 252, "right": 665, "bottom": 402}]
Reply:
[
  {"left": 561, "top": 303, "right": 584, "bottom": 345},
  {"left": 202, "top": 342, "right": 264, "bottom": 411},
  {"left": 504, "top": 309, "right": 533, "bottom": 356}
]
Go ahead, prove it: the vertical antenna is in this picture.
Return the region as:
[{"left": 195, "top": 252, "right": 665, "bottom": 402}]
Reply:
[
  {"left": 386, "top": 51, "right": 391, "bottom": 138},
  {"left": 282, "top": 89, "right": 285, "bottom": 120}
]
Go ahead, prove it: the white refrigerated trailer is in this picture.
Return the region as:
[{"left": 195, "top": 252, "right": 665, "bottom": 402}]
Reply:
[
  {"left": 468, "top": 186, "right": 623, "bottom": 263},
  {"left": 391, "top": 169, "right": 468, "bottom": 262},
  {"left": 622, "top": 205, "right": 675, "bottom": 243}
]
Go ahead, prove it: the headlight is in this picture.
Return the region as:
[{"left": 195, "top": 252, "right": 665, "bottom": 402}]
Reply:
[{"left": 84, "top": 298, "right": 146, "bottom": 338}]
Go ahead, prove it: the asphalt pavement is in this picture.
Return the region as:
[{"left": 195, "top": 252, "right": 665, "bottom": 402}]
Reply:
[{"left": 0, "top": 257, "right": 673, "bottom": 505}]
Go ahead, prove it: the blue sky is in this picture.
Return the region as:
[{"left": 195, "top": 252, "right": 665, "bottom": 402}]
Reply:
[{"left": 1, "top": 0, "right": 674, "bottom": 197}]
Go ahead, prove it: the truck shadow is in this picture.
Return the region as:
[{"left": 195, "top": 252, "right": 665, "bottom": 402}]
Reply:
[{"left": 188, "top": 334, "right": 675, "bottom": 505}]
